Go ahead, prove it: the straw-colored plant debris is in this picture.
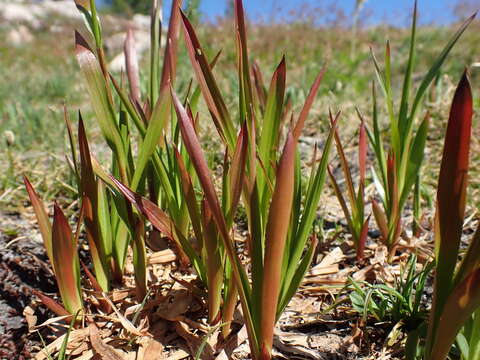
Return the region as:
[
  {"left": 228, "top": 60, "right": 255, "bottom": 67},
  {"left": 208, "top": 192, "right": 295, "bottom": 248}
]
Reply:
[{"left": 1, "top": 0, "right": 480, "bottom": 359}]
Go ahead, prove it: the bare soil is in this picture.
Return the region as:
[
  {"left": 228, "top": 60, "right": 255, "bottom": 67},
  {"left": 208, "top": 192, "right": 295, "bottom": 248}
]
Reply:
[{"left": 0, "top": 211, "right": 56, "bottom": 359}]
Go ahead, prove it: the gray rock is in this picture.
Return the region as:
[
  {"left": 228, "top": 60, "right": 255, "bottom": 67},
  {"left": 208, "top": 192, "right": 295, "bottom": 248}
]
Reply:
[{"left": 0, "top": 1, "right": 81, "bottom": 29}]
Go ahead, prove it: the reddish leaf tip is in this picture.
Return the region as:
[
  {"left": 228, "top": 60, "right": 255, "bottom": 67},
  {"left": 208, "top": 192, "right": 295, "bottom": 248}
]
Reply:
[
  {"left": 74, "top": 30, "right": 91, "bottom": 53},
  {"left": 23, "top": 174, "right": 30, "bottom": 186}
]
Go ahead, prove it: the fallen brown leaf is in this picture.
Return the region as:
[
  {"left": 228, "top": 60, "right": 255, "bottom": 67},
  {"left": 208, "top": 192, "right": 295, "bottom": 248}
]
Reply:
[{"left": 89, "top": 323, "right": 125, "bottom": 360}]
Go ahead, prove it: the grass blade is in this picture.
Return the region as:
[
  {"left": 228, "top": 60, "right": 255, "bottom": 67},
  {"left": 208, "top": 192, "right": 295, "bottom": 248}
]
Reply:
[
  {"left": 398, "top": 0, "right": 417, "bottom": 141},
  {"left": 292, "top": 63, "right": 327, "bottom": 141},
  {"left": 359, "top": 119, "right": 367, "bottom": 184}
]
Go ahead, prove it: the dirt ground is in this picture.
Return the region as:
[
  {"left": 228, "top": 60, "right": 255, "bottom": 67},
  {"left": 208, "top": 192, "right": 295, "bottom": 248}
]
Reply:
[{"left": 1, "top": 206, "right": 413, "bottom": 360}]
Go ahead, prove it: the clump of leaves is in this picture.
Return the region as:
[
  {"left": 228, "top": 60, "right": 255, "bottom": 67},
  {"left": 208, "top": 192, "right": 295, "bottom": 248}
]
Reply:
[
  {"left": 367, "top": 1, "right": 475, "bottom": 253},
  {"left": 24, "top": 176, "right": 83, "bottom": 317},
  {"left": 69, "top": 0, "right": 186, "bottom": 299},
  {"left": 112, "top": 0, "right": 336, "bottom": 357},
  {"left": 328, "top": 113, "right": 369, "bottom": 260},
  {"left": 403, "top": 72, "right": 479, "bottom": 360}
]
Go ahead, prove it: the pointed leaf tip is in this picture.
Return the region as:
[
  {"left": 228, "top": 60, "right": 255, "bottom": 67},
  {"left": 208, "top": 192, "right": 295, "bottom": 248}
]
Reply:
[{"left": 74, "top": 30, "right": 91, "bottom": 52}]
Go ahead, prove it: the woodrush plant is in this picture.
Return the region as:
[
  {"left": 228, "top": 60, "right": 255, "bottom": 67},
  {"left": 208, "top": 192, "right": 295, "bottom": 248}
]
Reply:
[
  {"left": 25, "top": 0, "right": 190, "bottom": 313},
  {"left": 111, "top": 0, "right": 336, "bottom": 358},
  {"left": 328, "top": 114, "right": 369, "bottom": 260},
  {"left": 367, "top": 1, "right": 475, "bottom": 252},
  {"left": 405, "top": 72, "right": 479, "bottom": 360},
  {"left": 69, "top": 0, "right": 191, "bottom": 299},
  {"left": 31, "top": 0, "right": 228, "bottom": 329},
  {"left": 28, "top": 1, "right": 334, "bottom": 356},
  {"left": 177, "top": 2, "right": 336, "bottom": 357}
]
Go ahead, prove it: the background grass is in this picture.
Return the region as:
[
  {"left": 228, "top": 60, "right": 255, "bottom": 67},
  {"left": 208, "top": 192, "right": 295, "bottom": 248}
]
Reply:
[{"left": 1, "top": 11, "right": 479, "bottom": 209}]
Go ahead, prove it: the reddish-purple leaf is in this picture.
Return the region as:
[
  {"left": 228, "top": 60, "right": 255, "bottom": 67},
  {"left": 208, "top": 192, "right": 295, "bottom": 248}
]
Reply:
[
  {"left": 78, "top": 115, "right": 96, "bottom": 199},
  {"left": 252, "top": 60, "right": 267, "bottom": 110},
  {"left": 24, "top": 176, "right": 53, "bottom": 268},
  {"left": 357, "top": 215, "right": 370, "bottom": 261},
  {"left": 171, "top": 89, "right": 228, "bottom": 241},
  {"left": 330, "top": 110, "right": 356, "bottom": 208},
  {"left": 159, "top": 0, "right": 183, "bottom": 95},
  {"left": 327, "top": 165, "right": 353, "bottom": 229},
  {"left": 109, "top": 176, "right": 190, "bottom": 265},
  {"left": 260, "top": 132, "right": 296, "bottom": 358},
  {"left": 435, "top": 71, "right": 472, "bottom": 283},
  {"left": 235, "top": 0, "right": 254, "bottom": 120},
  {"left": 200, "top": 200, "right": 223, "bottom": 324},
  {"left": 171, "top": 88, "right": 257, "bottom": 349},
  {"left": 110, "top": 176, "right": 174, "bottom": 239},
  {"left": 79, "top": 115, "right": 110, "bottom": 291},
  {"left": 430, "top": 266, "right": 480, "bottom": 359},
  {"left": 52, "top": 205, "right": 83, "bottom": 315},
  {"left": 428, "top": 72, "right": 473, "bottom": 349},
  {"left": 180, "top": 11, "right": 235, "bottom": 149},
  {"left": 227, "top": 121, "right": 248, "bottom": 222},
  {"left": 293, "top": 63, "right": 327, "bottom": 140},
  {"left": 31, "top": 289, "right": 71, "bottom": 319}
]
